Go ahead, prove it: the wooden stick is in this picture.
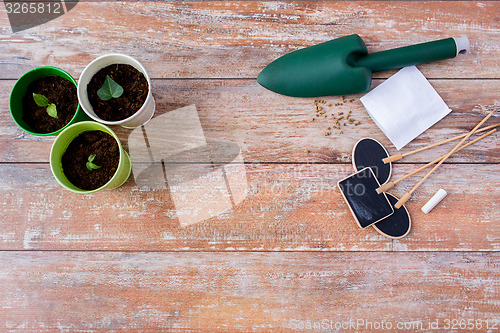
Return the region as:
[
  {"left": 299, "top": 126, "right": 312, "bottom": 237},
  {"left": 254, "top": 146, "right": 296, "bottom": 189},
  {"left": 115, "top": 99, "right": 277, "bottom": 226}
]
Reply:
[
  {"left": 376, "top": 129, "right": 496, "bottom": 193},
  {"left": 394, "top": 109, "right": 497, "bottom": 209},
  {"left": 383, "top": 123, "right": 500, "bottom": 164}
]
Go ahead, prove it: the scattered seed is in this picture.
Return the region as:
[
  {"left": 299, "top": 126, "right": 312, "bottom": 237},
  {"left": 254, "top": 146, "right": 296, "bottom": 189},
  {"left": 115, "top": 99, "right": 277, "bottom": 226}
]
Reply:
[
  {"left": 311, "top": 100, "right": 360, "bottom": 136},
  {"left": 305, "top": 149, "right": 309, "bottom": 154}
]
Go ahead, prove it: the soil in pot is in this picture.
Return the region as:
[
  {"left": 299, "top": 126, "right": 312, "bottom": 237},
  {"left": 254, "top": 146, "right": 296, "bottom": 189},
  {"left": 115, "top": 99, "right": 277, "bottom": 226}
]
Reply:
[
  {"left": 22, "top": 76, "right": 78, "bottom": 133},
  {"left": 62, "top": 130, "right": 120, "bottom": 190},
  {"left": 87, "top": 64, "right": 148, "bottom": 121}
]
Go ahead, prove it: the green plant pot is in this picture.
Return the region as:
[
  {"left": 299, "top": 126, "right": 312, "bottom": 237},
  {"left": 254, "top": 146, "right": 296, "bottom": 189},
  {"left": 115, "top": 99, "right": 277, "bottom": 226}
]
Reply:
[
  {"left": 10, "top": 66, "right": 89, "bottom": 136},
  {"left": 50, "top": 121, "right": 131, "bottom": 193}
]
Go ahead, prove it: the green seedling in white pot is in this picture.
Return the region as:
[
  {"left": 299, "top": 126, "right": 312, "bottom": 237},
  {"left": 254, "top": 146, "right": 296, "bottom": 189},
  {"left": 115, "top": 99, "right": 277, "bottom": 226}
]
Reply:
[{"left": 97, "top": 75, "right": 123, "bottom": 101}]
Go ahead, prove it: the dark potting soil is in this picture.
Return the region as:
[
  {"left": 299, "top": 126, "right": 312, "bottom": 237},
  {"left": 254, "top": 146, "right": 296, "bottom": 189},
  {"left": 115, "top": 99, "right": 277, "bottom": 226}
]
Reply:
[
  {"left": 22, "top": 76, "right": 78, "bottom": 133},
  {"left": 87, "top": 64, "right": 148, "bottom": 121},
  {"left": 62, "top": 131, "right": 120, "bottom": 190}
]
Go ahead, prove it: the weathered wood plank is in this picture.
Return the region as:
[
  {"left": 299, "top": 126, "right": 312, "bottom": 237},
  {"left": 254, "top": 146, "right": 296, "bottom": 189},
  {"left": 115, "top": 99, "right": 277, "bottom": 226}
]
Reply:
[
  {"left": 1, "top": 1, "right": 498, "bottom": 330},
  {"left": 0, "top": 251, "right": 498, "bottom": 332},
  {"left": 0, "top": 163, "right": 497, "bottom": 251},
  {"left": 1, "top": 1, "right": 498, "bottom": 79},
  {"left": 1, "top": 79, "right": 499, "bottom": 163}
]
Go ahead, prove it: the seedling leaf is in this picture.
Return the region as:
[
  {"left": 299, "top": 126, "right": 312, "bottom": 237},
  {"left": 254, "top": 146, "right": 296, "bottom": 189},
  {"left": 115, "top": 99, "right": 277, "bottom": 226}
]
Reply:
[
  {"left": 97, "top": 75, "right": 124, "bottom": 101},
  {"left": 33, "top": 93, "right": 58, "bottom": 118},
  {"left": 33, "top": 93, "right": 49, "bottom": 107},
  {"left": 46, "top": 103, "right": 58, "bottom": 118},
  {"left": 86, "top": 154, "right": 102, "bottom": 171}
]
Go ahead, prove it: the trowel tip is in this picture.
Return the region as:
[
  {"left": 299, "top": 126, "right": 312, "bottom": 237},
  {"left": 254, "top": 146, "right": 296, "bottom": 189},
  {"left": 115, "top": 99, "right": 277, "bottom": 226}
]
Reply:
[{"left": 256, "top": 67, "right": 271, "bottom": 90}]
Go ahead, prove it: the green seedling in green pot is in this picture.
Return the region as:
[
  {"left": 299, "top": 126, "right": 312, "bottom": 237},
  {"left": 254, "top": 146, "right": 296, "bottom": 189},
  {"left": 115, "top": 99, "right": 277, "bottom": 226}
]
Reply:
[
  {"left": 50, "top": 121, "right": 131, "bottom": 194},
  {"left": 10, "top": 66, "right": 89, "bottom": 136},
  {"left": 33, "top": 93, "right": 57, "bottom": 118},
  {"left": 86, "top": 154, "right": 101, "bottom": 171},
  {"left": 97, "top": 75, "right": 123, "bottom": 101}
]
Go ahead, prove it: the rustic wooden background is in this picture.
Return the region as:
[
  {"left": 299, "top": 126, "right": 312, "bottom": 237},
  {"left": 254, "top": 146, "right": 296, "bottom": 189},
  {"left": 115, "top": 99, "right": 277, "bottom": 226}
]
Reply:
[{"left": 1, "top": 1, "right": 499, "bottom": 332}]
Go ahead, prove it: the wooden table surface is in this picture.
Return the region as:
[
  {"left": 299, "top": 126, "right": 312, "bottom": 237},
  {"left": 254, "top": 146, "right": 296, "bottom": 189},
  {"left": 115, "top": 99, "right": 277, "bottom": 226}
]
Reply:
[{"left": 1, "top": 1, "right": 499, "bottom": 332}]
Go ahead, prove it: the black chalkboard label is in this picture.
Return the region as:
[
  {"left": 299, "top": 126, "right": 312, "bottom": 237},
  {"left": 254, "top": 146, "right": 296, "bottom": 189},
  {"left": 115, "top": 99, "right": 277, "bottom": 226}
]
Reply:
[
  {"left": 372, "top": 193, "right": 411, "bottom": 239},
  {"left": 338, "top": 167, "right": 394, "bottom": 228},
  {"left": 352, "top": 137, "right": 392, "bottom": 185}
]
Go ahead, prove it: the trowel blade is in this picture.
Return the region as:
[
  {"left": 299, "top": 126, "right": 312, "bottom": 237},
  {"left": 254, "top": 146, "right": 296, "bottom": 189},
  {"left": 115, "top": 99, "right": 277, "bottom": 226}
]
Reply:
[{"left": 257, "top": 34, "right": 372, "bottom": 97}]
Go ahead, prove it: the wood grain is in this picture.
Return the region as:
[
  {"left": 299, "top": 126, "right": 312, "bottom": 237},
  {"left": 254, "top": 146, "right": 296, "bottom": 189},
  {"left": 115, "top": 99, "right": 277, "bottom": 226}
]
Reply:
[
  {"left": 0, "top": 163, "right": 497, "bottom": 251},
  {"left": 0, "top": 251, "right": 499, "bottom": 332},
  {"left": 0, "top": 1, "right": 499, "bottom": 79},
  {"left": 1, "top": 1, "right": 499, "bottom": 330},
  {"left": 1, "top": 79, "right": 499, "bottom": 163}
]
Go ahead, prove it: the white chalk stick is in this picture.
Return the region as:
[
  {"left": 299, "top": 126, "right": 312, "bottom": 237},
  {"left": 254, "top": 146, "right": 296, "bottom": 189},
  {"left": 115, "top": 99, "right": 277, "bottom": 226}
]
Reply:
[{"left": 421, "top": 189, "right": 447, "bottom": 214}]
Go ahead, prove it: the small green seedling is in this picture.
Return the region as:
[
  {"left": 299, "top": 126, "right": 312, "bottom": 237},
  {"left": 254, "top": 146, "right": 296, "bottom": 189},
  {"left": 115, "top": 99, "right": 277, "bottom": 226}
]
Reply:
[
  {"left": 86, "top": 154, "right": 101, "bottom": 171},
  {"left": 97, "top": 75, "right": 124, "bottom": 101},
  {"left": 33, "top": 93, "right": 57, "bottom": 118}
]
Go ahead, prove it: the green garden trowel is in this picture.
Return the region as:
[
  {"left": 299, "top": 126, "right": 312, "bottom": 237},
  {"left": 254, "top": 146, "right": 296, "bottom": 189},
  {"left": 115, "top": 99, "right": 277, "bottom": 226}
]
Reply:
[{"left": 257, "top": 34, "right": 469, "bottom": 97}]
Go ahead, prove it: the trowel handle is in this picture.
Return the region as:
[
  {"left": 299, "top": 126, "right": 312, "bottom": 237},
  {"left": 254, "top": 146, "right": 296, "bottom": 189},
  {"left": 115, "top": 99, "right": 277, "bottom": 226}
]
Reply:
[{"left": 355, "top": 36, "right": 469, "bottom": 72}]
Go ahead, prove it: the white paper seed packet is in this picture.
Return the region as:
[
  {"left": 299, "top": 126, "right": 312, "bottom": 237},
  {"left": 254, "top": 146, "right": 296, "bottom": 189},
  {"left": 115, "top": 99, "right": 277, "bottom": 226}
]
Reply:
[{"left": 360, "top": 66, "right": 452, "bottom": 150}]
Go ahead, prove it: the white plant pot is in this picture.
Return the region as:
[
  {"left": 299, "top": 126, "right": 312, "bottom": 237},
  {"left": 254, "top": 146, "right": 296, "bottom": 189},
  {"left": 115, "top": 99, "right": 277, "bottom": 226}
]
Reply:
[{"left": 77, "top": 54, "right": 155, "bottom": 128}]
